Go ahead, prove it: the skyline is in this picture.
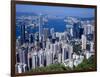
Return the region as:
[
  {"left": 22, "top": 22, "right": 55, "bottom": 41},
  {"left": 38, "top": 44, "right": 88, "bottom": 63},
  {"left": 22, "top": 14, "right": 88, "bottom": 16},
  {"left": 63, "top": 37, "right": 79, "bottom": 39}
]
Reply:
[
  {"left": 15, "top": 4, "right": 96, "bottom": 73},
  {"left": 16, "top": 4, "right": 95, "bottom": 18}
]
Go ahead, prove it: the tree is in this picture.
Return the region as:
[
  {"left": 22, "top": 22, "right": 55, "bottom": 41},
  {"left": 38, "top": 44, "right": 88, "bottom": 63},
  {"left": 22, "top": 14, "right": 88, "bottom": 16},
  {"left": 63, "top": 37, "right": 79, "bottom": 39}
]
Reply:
[
  {"left": 74, "top": 55, "right": 96, "bottom": 71},
  {"left": 31, "top": 63, "right": 71, "bottom": 72},
  {"left": 73, "top": 43, "right": 81, "bottom": 55}
]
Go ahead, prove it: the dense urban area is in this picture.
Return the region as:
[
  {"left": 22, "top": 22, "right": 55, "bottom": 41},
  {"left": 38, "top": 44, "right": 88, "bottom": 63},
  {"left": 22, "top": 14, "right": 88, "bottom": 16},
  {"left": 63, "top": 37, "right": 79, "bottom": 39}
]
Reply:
[{"left": 15, "top": 13, "right": 95, "bottom": 73}]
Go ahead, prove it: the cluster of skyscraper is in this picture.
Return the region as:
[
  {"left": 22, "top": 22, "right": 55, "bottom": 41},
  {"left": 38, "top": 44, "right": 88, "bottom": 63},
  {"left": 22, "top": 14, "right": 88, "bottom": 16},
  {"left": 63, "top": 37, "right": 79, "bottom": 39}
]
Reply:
[{"left": 15, "top": 15, "right": 95, "bottom": 73}]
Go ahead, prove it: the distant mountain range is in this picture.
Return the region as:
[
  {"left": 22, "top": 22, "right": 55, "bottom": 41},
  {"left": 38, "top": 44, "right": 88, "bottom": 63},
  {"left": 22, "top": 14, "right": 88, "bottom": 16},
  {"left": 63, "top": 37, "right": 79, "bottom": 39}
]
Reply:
[{"left": 16, "top": 12, "right": 94, "bottom": 20}]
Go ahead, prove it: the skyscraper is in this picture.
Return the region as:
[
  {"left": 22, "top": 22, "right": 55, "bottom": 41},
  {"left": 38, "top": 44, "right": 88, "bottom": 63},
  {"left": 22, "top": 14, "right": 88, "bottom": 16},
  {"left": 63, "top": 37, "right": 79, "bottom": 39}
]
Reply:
[
  {"left": 68, "top": 45, "right": 73, "bottom": 59},
  {"left": 38, "top": 49, "right": 45, "bottom": 67},
  {"left": 83, "top": 22, "right": 93, "bottom": 35},
  {"left": 29, "top": 33, "right": 34, "bottom": 43},
  {"left": 62, "top": 45, "right": 69, "bottom": 63},
  {"left": 73, "top": 22, "right": 80, "bottom": 39},
  {"left": 32, "top": 51, "right": 38, "bottom": 69},
  {"left": 50, "top": 28, "right": 54, "bottom": 37},
  {"left": 20, "top": 22, "right": 25, "bottom": 45},
  {"left": 46, "top": 50, "right": 53, "bottom": 66},
  {"left": 81, "top": 34, "right": 87, "bottom": 50},
  {"left": 58, "top": 53, "right": 62, "bottom": 63},
  {"left": 15, "top": 63, "right": 22, "bottom": 73},
  {"left": 62, "top": 44, "right": 73, "bottom": 63},
  {"left": 42, "top": 28, "right": 49, "bottom": 41},
  {"left": 79, "top": 27, "right": 84, "bottom": 39},
  {"left": 39, "top": 14, "right": 43, "bottom": 42},
  {"left": 90, "top": 42, "right": 94, "bottom": 52}
]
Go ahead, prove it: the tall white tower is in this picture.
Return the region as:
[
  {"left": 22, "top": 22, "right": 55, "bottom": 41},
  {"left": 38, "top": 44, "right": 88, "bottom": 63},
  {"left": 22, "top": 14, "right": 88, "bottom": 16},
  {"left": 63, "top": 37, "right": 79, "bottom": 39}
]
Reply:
[
  {"left": 39, "top": 14, "right": 43, "bottom": 42},
  {"left": 81, "top": 34, "right": 87, "bottom": 50}
]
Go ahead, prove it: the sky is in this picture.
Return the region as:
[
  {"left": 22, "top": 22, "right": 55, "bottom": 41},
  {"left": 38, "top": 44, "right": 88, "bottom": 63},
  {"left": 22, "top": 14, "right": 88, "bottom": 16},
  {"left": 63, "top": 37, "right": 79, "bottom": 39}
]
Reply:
[{"left": 16, "top": 4, "right": 95, "bottom": 18}]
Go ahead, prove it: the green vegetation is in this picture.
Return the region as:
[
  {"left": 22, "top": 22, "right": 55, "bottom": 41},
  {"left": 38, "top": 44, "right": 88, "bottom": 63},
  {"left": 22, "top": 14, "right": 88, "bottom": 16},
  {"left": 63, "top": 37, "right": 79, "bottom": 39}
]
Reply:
[
  {"left": 31, "top": 63, "right": 71, "bottom": 72},
  {"left": 73, "top": 43, "right": 82, "bottom": 55},
  {"left": 74, "top": 55, "right": 96, "bottom": 71},
  {"left": 31, "top": 56, "right": 96, "bottom": 72}
]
